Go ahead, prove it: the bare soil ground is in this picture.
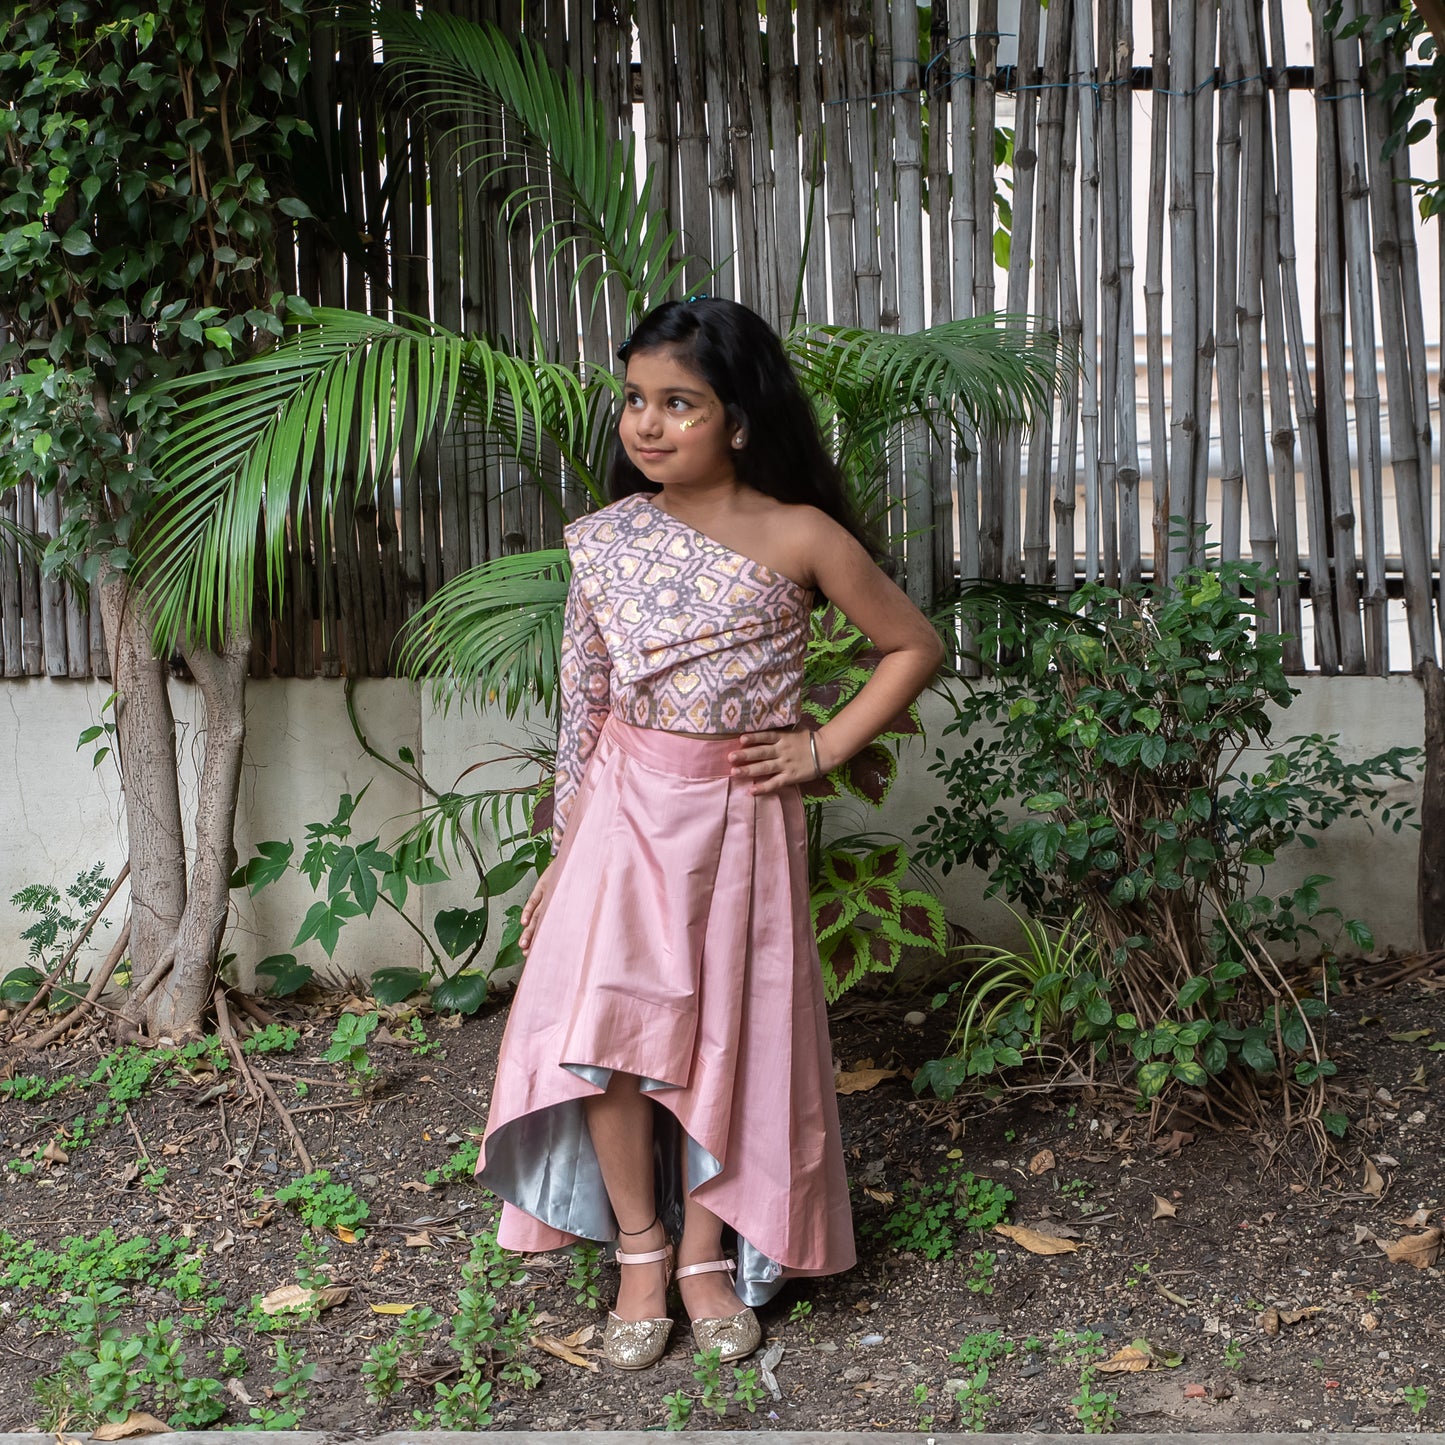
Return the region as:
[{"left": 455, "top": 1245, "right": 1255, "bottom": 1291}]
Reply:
[{"left": 0, "top": 966, "right": 1442, "bottom": 1434}]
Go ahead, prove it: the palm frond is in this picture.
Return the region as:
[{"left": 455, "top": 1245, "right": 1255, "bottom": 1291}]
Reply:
[
  {"left": 371, "top": 7, "right": 700, "bottom": 321},
  {"left": 396, "top": 548, "right": 569, "bottom": 717},
  {"left": 140, "top": 308, "right": 587, "bottom": 648},
  {"left": 788, "top": 315, "right": 1064, "bottom": 438}
]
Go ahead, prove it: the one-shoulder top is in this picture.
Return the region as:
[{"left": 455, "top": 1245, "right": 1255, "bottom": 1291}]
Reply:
[{"left": 552, "top": 492, "right": 813, "bottom": 844}]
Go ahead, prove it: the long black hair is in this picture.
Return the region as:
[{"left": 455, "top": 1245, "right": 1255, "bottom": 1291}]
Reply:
[{"left": 608, "top": 297, "right": 882, "bottom": 561}]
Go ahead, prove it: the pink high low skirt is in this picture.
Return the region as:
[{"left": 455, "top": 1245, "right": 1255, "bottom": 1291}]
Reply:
[{"left": 475, "top": 714, "right": 855, "bottom": 1304}]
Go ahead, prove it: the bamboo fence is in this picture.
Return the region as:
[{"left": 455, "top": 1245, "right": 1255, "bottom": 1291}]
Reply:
[{"left": 1, "top": 0, "right": 1441, "bottom": 680}]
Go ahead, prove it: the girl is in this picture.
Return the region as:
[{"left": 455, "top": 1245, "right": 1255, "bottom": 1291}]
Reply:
[{"left": 476, "top": 297, "right": 943, "bottom": 1371}]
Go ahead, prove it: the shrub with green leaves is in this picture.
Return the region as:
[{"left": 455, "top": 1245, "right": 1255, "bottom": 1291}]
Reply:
[
  {"left": 268, "top": 1171, "right": 370, "bottom": 1237},
  {"left": 917, "top": 563, "right": 1420, "bottom": 1125},
  {"left": 876, "top": 1160, "right": 1013, "bottom": 1260}
]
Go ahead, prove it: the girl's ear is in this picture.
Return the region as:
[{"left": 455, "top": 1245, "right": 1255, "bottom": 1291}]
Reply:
[{"left": 725, "top": 404, "right": 749, "bottom": 446}]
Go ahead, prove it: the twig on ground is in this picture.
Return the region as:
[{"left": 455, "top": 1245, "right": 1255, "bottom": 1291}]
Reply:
[
  {"left": 233, "top": 994, "right": 281, "bottom": 1029},
  {"left": 252, "top": 1067, "right": 315, "bottom": 1173},
  {"left": 216, "top": 985, "right": 312, "bottom": 1170},
  {"left": 213, "top": 987, "right": 262, "bottom": 1103},
  {"left": 122, "top": 1107, "right": 149, "bottom": 1162}
]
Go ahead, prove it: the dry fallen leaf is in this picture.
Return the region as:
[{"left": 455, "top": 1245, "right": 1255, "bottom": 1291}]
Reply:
[
  {"left": 1393, "top": 1207, "right": 1432, "bottom": 1229},
  {"left": 1360, "top": 1312, "right": 1379, "bottom": 1331},
  {"left": 1095, "top": 1338, "right": 1182, "bottom": 1374},
  {"left": 1027, "top": 1220, "right": 1082, "bottom": 1241},
  {"left": 1261, "top": 1306, "right": 1319, "bottom": 1336},
  {"left": 335, "top": 1225, "right": 358, "bottom": 1244},
  {"left": 370, "top": 1302, "right": 416, "bottom": 1315},
  {"left": 834, "top": 1067, "right": 898, "bottom": 1095},
  {"left": 1154, "top": 1129, "right": 1195, "bottom": 1156},
  {"left": 863, "top": 1187, "right": 895, "bottom": 1205},
  {"left": 1152, "top": 1194, "right": 1178, "bottom": 1220},
  {"left": 405, "top": 1230, "right": 433, "bottom": 1248},
  {"left": 1029, "top": 1148, "right": 1056, "bottom": 1175},
  {"left": 563, "top": 1323, "right": 597, "bottom": 1348},
  {"left": 161, "top": 1141, "right": 183, "bottom": 1157},
  {"left": 213, "top": 1228, "right": 236, "bottom": 1256},
  {"left": 1381, "top": 1227, "right": 1443, "bottom": 1270},
  {"left": 1361, "top": 1159, "right": 1386, "bottom": 1198},
  {"left": 1097, "top": 1344, "right": 1154, "bottom": 1374},
  {"left": 400, "top": 1180, "right": 433, "bottom": 1193},
  {"left": 42, "top": 1140, "right": 69, "bottom": 1165},
  {"left": 993, "top": 1223, "right": 1080, "bottom": 1255},
  {"left": 259, "top": 1283, "right": 350, "bottom": 1315},
  {"left": 532, "top": 1333, "right": 600, "bottom": 1371},
  {"left": 92, "top": 1412, "right": 172, "bottom": 1440}
]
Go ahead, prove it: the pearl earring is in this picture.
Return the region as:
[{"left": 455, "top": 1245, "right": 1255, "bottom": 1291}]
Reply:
[{"left": 732, "top": 434, "right": 745, "bottom": 448}]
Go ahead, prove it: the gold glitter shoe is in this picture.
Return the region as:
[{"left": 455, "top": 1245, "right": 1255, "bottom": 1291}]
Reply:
[
  {"left": 603, "top": 1241, "right": 674, "bottom": 1370},
  {"left": 677, "top": 1258, "right": 762, "bottom": 1363}
]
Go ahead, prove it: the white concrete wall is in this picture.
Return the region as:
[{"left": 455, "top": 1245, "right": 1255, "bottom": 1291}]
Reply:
[{"left": 0, "top": 674, "right": 1426, "bottom": 988}]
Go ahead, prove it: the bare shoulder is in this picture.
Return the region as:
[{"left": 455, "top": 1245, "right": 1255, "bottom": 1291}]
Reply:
[{"left": 749, "top": 500, "right": 860, "bottom": 587}]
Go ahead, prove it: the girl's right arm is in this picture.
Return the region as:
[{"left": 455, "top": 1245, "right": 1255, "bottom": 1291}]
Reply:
[{"left": 522, "top": 569, "right": 612, "bottom": 951}]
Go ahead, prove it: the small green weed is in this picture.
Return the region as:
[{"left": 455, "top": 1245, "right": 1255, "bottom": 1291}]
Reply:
[
  {"left": 1403, "top": 1384, "right": 1429, "bottom": 1417},
  {"left": 268, "top": 1170, "right": 370, "bottom": 1237},
  {"left": 567, "top": 1240, "right": 603, "bottom": 1310},
  {"left": 879, "top": 1160, "right": 1014, "bottom": 1260},
  {"left": 1073, "top": 1371, "right": 1120, "bottom": 1434},
  {"left": 241, "top": 1023, "right": 301, "bottom": 1056},
  {"left": 424, "top": 1137, "right": 480, "bottom": 1186},
  {"left": 732, "top": 1364, "right": 766, "bottom": 1413},
  {"left": 324, "top": 1010, "right": 380, "bottom": 1092},
  {"left": 662, "top": 1388, "right": 693, "bottom": 1430},
  {"left": 693, "top": 1346, "right": 728, "bottom": 1416},
  {"left": 965, "top": 1248, "right": 997, "bottom": 1295},
  {"left": 250, "top": 1339, "right": 312, "bottom": 1428},
  {"left": 1223, "top": 1337, "right": 1245, "bottom": 1369},
  {"left": 948, "top": 1331, "right": 1014, "bottom": 1433}
]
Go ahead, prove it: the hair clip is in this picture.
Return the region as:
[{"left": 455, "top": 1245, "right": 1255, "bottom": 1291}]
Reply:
[{"left": 685, "top": 292, "right": 709, "bottom": 303}]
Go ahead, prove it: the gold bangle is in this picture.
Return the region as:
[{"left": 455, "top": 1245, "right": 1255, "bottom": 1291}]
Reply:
[{"left": 808, "top": 731, "right": 823, "bottom": 779}]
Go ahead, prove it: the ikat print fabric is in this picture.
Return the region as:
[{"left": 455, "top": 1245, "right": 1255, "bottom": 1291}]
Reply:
[{"left": 551, "top": 492, "right": 811, "bottom": 843}]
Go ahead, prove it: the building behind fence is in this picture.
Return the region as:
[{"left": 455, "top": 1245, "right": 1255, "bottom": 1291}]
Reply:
[{"left": 1, "top": 0, "right": 1440, "bottom": 682}]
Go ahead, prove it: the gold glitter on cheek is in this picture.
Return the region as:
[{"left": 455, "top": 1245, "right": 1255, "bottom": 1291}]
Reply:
[{"left": 674, "top": 402, "right": 716, "bottom": 432}]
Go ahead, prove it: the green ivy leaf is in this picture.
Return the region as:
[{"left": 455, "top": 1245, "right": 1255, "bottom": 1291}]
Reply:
[
  {"left": 255, "top": 954, "right": 313, "bottom": 997},
  {"left": 432, "top": 970, "right": 488, "bottom": 1015},
  {"left": 370, "top": 966, "right": 429, "bottom": 1005},
  {"left": 435, "top": 906, "right": 488, "bottom": 960},
  {"left": 293, "top": 896, "right": 363, "bottom": 957}
]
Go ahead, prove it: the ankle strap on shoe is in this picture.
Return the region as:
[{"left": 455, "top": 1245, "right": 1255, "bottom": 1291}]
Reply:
[
  {"left": 615, "top": 1244, "right": 672, "bottom": 1266},
  {"left": 675, "top": 1258, "right": 736, "bottom": 1280}
]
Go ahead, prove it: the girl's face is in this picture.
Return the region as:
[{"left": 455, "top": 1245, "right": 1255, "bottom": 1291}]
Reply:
[{"left": 619, "top": 347, "right": 739, "bottom": 489}]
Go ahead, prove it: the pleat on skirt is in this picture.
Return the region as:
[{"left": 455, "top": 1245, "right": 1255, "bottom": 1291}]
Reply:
[{"left": 475, "top": 714, "right": 855, "bottom": 1305}]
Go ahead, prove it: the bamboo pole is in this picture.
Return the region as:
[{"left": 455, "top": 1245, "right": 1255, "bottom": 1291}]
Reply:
[
  {"left": 844, "top": 0, "right": 881, "bottom": 331},
  {"left": 1096, "top": 0, "right": 1120, "bottom": 585},
  {"left": 872, "top": 0, "right": 899, "bottom": 332},
  {"left": 1267, "top": 0, "right": 1337, "bottom": 672},
  {"left": 1024, "top": 0, "right": 1070, "bottom": 586},
  {"left": 1164, "top": 0, "right": 1196, "bottom": 580},
  {"left": 1311, "top": 6, "right": 1366, "bottom": 673},
  {"left": 37, "top": 488, "right": 67, "bottom": 677},
  {"left": 741, "top": 0, "right": 779, "bottom": 324},
  {"left": 1053, "top": 0, "right": 1081, "bottom": 594},
  {"left": 1002, "top": 0, "right": 1042, "bottom": 584},
  {"left": 1074, "top": 0, "right": 1099, "bottom": 585},
  {"left": 1188, "top": 2, "right": 1216, "bottom": 565},
  {"left": 1330, "top": 1, "right": 1388, "bottom": 673},
  {"left": 1144, "top": 0, "right": 1169, "bottom": 581},
  {"left": 0, "top": 482, "right": 19, "bottom": 675},
  {"left": 1233, "top": 0, "right": 1278, "bottom": 629},
  {"left": 797, "top": 0, "right": 829, "bottom": 325},
  {"left": 1214, "top": 7, "right": 1244, "bottom": 568},
  {"left": 1361, "top": 0, "right": 1434, "bottom": 667},
  {"left": 1254, "top": 2, "right": 1304, "bottom": 670},
  {"left": 1114, "top": 0, "right": 1141, "bottom": 587},
  {"left": 704, "top": 0, "right": 738, "bottom": 303},
  {"left": 724, "top": 0, "right": 762, "bottom": 311},
  {"left": 949, "top": 1, "right": 979, "bottom": 605},
  {"left": 766, "top": 0, "right": 803, "bottom": 321},
  {"left": 974, "top": 2, "right": 1004, "bottom": 584}
]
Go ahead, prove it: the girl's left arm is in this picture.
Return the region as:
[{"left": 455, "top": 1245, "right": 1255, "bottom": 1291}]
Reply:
[{"left": 729, "top": 513, "right": 945, "bottom": 795}]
